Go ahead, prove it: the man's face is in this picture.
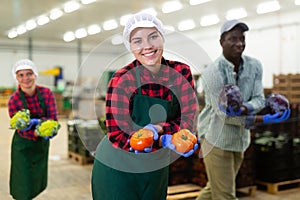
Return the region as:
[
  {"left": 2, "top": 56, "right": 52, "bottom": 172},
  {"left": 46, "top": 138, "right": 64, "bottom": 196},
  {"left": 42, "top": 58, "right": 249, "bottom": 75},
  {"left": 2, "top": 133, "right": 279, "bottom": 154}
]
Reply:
[{"left": 220, "top": 26, "right": 246, "bottom": 61}]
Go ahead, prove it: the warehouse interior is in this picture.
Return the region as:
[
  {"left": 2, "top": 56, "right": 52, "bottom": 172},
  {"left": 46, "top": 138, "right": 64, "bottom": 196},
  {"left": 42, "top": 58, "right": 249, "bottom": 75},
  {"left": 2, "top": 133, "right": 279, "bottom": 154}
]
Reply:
[{"left": 1, "top": 0, "right": 300, "bottom": 199}]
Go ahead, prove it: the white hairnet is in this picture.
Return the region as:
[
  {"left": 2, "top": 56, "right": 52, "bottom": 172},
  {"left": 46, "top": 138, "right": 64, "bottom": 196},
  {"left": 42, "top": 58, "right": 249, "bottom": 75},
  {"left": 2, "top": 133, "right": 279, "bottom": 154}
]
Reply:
[
  {"left": 12, "top": 59, "right": 38, "bottom": 80},
  {"left": 122, "top": 12, "right": 165, "bottom": 51}
]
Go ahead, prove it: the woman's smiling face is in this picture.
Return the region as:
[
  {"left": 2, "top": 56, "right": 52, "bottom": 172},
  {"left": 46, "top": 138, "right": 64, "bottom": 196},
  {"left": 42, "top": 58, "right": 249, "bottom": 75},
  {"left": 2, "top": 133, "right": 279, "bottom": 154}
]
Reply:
[
  {"left": 130, "top": 27, "right": 164, "bottom": 71},
  {"left": 16, "top": 69, "right": 36, "bottom": 89}
]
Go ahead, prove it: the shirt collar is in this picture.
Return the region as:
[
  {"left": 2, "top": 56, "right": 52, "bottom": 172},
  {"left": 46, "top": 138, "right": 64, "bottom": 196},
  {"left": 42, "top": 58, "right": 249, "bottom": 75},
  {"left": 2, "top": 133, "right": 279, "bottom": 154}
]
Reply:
[{"left": 134, "top": 57, "right": 170, "bottom": 83}]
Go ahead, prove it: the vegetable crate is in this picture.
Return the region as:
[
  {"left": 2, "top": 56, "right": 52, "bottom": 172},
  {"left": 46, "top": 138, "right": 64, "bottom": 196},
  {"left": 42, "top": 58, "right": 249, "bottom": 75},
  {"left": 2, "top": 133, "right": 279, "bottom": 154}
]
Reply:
[
  {"left": 254, "top": 136, "right": 300, "bottom": 183},
  {"left": 67, "top": 119, "right": 104, "bottom": 165}
]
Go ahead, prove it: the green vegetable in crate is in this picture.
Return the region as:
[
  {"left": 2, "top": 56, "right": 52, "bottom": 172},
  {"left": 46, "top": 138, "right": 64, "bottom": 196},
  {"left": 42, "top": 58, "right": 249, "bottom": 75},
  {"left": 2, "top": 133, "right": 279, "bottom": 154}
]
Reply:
[
  {"left": 36, "top": 120, "right": 61, "bottom": 137},
  {"left": 10, "top": 109, "right": 30, "bottom": 130}
]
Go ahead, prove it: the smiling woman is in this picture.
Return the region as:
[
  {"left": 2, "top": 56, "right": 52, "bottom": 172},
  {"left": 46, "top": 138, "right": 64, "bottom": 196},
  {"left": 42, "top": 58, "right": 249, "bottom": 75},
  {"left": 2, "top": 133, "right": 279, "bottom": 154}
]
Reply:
[
  {"left": 91, "top": 11, "right": 198, "bottom": 200},
  {"left": 8, "top": 59, "right": 59, "bottom": 200}
]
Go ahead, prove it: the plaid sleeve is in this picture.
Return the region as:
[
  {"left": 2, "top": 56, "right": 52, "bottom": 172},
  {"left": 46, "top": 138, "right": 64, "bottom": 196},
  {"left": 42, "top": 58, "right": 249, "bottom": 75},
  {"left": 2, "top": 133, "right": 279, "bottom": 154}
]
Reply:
[
  {"left": 8, "top": 90, "right": 37, "bottom": 140},
  {"left": 105, "top": 67, "right": 136, "bottom": 150}
]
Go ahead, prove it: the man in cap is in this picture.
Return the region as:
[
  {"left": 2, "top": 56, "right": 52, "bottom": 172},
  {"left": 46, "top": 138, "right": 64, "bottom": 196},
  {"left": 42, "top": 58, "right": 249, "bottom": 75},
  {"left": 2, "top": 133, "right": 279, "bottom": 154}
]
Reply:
[
  {"left": 196, "top": 20, "right": 290, "bottom": 199},
  {"left": 8, "top": 59, "right": 59, "bottom": 199}
]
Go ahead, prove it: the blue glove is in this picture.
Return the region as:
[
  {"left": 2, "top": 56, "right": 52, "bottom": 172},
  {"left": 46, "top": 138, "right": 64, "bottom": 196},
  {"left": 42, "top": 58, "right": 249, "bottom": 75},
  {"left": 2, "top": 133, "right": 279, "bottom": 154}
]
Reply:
[
  {"left": 19, "top": 118, "right": 40, "bottom": 132},
  {"left": 219, "top": 104, "right": 242, "bottom": 117},
  {"left": 263, "top": 109, "right": 291, "bottom": 123},
  {"left": 161, "top": 134, "right": 199, "bottom": 157},
  {"left": 129, "top": 124, "right": 159, "bottom": 154},
  {"left": 43, "top": 133, "right": 57, "bottom": 140}
]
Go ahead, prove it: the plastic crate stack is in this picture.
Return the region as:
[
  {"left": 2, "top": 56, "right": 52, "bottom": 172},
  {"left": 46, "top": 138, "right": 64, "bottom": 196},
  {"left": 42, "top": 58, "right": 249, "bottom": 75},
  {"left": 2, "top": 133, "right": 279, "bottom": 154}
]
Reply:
[
  {"left": 252, "top": 105, "right": 300, "bottom": 183},
  {"left": 67, "top": 120, "right": 104, "bottom": 164}
]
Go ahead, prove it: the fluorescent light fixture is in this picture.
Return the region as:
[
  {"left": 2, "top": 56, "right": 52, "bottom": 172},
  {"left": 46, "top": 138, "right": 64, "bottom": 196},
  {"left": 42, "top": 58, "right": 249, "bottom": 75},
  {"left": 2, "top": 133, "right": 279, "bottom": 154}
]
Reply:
[
  {"left": 164, "top": 25, "right": 175, "bottom": 32},
  {"left": 120, "top": 14, "right": 133, "bottom": 26},
  {"left": 75, "top": 28, "right": 88, "bottom": 38},
  {"left": 8, "top": 30, "right": 18, "bottom": 38},
  {"left": 141, "top": 8, "right": 157, "bottom": 16},
  {"left": 295, "top": 0, "right": 300, "bottom": 5},
  {"left": 226, "top": 8, "right": 247, "bottom": 20},
  {"left": 178, "top": 19, "right": 196, "bottom": 31},
  {"left": 17, "top": 25, "right": 27, "bottom": 35},
  {"left": 64, "top": 1, "right": 80, "bottom": 13},
  {"left": 111, "top": 34, "right": 123, "bottom": 45},
  {"left": 189, "top": 0, "right": 211, "bottom": 6},
  {"left": 87, "top": 24, "right": 101, "bottom": 35},
  {"left": 81, "top": 0, "right": 96, "bottom": 4},
  {"left": 103, "top": 19, "right": 118, "bottom": 31},
  {"left": 50, "top": 9, "right": 63, "bottom": 20},
  {"left": 162, "top": 1, "right": 183, "bottom": 13},
  {"left": 25, "top": 20, "right": 37, "bottom": 31},
  {"left": 200, "top": 14, "right": 219, "bottom": 27},
  {"left": 37, "top": 15, "right": 50, "bottom": 26},
  {"left": 64, "top": 31, "right": 75, "bottom": 42},
  {"left": 256, "top": 0, "right": 280, "bottom": 14}
]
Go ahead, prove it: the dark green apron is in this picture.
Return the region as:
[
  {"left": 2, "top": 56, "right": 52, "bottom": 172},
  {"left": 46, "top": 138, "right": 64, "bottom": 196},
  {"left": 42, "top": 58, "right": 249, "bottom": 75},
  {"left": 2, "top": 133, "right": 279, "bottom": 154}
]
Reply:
[
  {"left": 92, "top": 68, "right": 180, "bottom": 200},
  {"left": 10, "top": 89, "right": 50, "bottom": 200}
]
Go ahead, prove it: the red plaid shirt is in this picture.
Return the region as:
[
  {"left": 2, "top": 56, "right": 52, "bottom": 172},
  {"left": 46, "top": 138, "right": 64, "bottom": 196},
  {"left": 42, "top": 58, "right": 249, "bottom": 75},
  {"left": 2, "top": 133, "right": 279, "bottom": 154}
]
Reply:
[
  {"left": 106, "top": 58, "right": 197, "bottom": 150},
  {"left": 8, "top": 85, "right": 58, "bottom": 140}
]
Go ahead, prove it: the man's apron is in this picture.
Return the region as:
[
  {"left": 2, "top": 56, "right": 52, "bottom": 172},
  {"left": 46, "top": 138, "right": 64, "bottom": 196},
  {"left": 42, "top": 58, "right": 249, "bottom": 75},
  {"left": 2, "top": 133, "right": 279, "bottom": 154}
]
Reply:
[
  {"left": 10, "top": 89, "right": 50, "bottom": 200},
  {"left": 92, "top": 68, "right": 181, "bottom": 200}
]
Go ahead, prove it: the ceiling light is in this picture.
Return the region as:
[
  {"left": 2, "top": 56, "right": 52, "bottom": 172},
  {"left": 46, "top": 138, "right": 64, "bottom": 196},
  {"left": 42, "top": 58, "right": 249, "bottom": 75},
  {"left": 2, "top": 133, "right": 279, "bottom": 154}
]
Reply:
[
  {"left": 50, "top": 9, "right": 63, "bottom": 20},
  {"left": 164, "top": 25, "right": 175, "bottom": 32},
  {"left": 178, "top": 19, "right": 196, "bottom": 31},
  {"left": 64, "top": 1, "right": 80, "bottom": 13},
  {"left": 111, "top": 34, "right": 123, "bottom": 45},
  {"left": 88, "top": 24, "right": 101, "bottom": 35},
  {"left": 64, "top": 31, "right": 75, "bottom": 42},
  {"left": 25, "top": 20, "right": 37, "bottom": 31},
  {"left": 81, "top": 0, "right": 96, "bottom": 4},
  {"left": 141, "top": 8, "right": 157, "bottom": 16},
  {"left": 37, "top": 15, "right": 50, "bottom": 26},
  {"left": 226, "top": 8, "right": 247, "bottom": 20},
  {"left": 17, "top": 25, "right": 27, "bottom": 35},
  {"left": 103, "top": 19, "right": 118, "bottom": 31},
  {"left": 162, "top": 1, "right": 183, "bottom": 13},
  {"left": 120, "top": 14, "right": 133, "bottom": 26},
  {"left": 75, "top": 28, "right": 88, "bottom": 38},
  {"left": 200, "top": 14, "right": 219, "bottom": 27},
  {"left": 256, "top": 0, "right": 280, "bottom": 14},
  {"left": 295, "top": 0, "right": 300, "bottom": 5},
  {"left": 8, "top": 30, "right": 18, "bottom": 38},
  {"left": 189, "top": 0, "right": 211, "bottom": 6}
]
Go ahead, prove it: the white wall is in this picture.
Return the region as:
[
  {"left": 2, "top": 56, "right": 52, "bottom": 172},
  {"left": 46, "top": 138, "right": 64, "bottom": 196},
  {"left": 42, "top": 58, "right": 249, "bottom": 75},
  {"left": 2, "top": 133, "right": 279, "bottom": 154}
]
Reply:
[
  {"left": 186, "top": 10, "right": 300, "bottom": 88},
  {"left": 1, "top": 10, "right": 300, "bottom": 89}
]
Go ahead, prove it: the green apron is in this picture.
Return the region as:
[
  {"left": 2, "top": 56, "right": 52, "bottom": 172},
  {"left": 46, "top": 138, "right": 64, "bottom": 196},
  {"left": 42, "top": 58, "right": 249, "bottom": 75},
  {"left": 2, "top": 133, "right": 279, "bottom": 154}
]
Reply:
[
  {"left": 92, "top": 68, "right": 180, "bottom": 200},
  {"left": 10, "top": 89, "right": 50, "bottom": 200}
]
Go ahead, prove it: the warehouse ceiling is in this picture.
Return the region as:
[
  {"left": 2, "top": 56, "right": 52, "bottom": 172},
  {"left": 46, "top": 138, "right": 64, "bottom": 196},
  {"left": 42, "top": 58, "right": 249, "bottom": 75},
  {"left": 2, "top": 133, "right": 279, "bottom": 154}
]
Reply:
[{"left": 1, "top": 0, "right": 299, "bottom": 45}]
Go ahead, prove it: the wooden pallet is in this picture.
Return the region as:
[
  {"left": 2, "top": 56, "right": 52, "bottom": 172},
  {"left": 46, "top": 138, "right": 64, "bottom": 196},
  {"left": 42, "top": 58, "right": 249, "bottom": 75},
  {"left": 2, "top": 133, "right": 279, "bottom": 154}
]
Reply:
[
  {"left": 167, "top": 184, "right": 201, "bottom": 200},
  {"left": 256, "top": 179, "right": 300, "bottom": 194},
  {"left": 68, "top": 151, "right": 94, "bottom": 165},
  {"left": 236, "top": 185, "right": 257, "bottom": 197}
]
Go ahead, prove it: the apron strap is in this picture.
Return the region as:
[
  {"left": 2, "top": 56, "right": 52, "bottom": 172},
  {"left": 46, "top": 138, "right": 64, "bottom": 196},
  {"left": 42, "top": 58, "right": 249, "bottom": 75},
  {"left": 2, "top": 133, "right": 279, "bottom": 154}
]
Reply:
[{"left": 135, "top": 68, "right": 142, "bottom": 95}]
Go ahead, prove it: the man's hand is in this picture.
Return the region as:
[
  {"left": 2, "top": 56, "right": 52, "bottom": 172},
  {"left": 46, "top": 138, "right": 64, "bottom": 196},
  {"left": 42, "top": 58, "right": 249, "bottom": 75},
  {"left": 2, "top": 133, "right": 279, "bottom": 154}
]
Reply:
[
  {"left": 219, "top": 105, "right": 242, "bottom": 117},
  {"left": 263, "top": 109, "right": 291, "bottom": 123}
]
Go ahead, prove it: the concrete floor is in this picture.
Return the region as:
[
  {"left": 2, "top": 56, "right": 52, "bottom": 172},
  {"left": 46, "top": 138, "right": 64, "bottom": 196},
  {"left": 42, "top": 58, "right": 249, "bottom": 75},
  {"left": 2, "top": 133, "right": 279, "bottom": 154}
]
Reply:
[{"left": 0, "top": 107, "right": 299, "bottom": 200}]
